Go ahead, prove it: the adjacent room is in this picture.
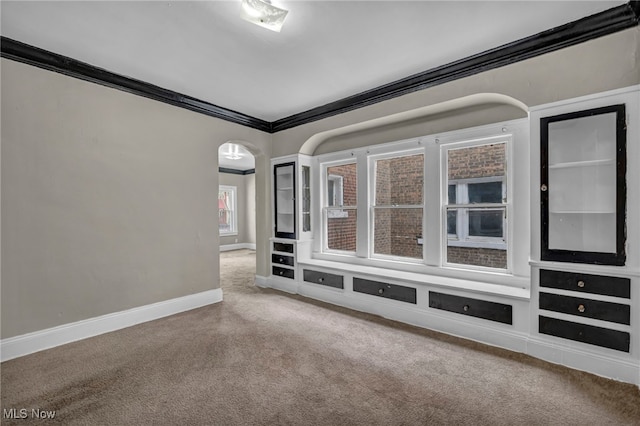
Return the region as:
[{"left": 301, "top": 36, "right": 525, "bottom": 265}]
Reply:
[{"left": 2, "top": 1, "right": 639, "bottom": 424}]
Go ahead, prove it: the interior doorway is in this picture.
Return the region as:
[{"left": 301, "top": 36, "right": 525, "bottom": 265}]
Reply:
[{"left": 218, "top": 142, "right": 257, "bottom": 289}]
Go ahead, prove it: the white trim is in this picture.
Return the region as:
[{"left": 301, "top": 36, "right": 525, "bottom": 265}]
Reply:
[
  {"left": 527, "top": 337, "right": 640, "bottom": 386},
  {"left": 0, "top": 289, "right": 223, "bottom": 362},
  {"left": 529, "top": 85, "right": 640, "bottom": 112},
  {"left": 254, "top": 275, "right": 270, "bottom": 288},
  {"left": 220, "top": 243, "right": 256, "bottom": 252}
]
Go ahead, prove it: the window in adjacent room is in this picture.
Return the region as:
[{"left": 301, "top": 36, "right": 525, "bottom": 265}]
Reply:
[
  {"left": 445, "top": 142, "right": 508, "bottom": 270},
  {"left": 324, "top": 162, "right": 357, "bottom": 252},
  {"left": 372, "top": 151, "right": 424, "bottom": 260},
  {"left": 218, "top": 185, "right": 237, "bottom": 235}
]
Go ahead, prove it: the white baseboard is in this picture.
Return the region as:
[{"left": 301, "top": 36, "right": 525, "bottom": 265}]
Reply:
[
  {"left": 254, "top": 275, "right": 270, "bottom": 288},
  {"left": 527, "top": 337, "right": 640, "bottom": 386},
  {"left": 0, "top": 288, "right": 223, "bottom": 362},
  {"left": 220, "top": 243, "right": 256, "bottom": 252}
]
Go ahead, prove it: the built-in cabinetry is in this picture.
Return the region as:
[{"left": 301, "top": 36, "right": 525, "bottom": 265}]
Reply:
[
  {"left": 270, "top": 155, "right": 313, "bottom": 287},
  {"left": 263, "top": 86, "right": 638, "bottom": 386},
  {"left": 530, "top": 86, "right": 639, "bottom": 385}
]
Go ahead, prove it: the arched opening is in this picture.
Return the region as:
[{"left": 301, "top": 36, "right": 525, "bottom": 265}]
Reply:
[{"left": 217, "top": 140, "right": 268, "bottom": 293}]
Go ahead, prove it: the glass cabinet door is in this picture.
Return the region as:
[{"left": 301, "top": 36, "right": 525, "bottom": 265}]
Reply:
[
  {"left": 274, "top": 162, "right": 296, "bottom": 239},
  {"left": 540, "top": 104, "right": 626, "bottom": 265},
  {"left": 301, "top": 166, "right": 311, "bottom": 232}
]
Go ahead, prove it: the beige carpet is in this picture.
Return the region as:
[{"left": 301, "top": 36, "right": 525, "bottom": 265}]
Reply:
[{"left": 2, "top": 249, "right": 639, "bottom": 425}]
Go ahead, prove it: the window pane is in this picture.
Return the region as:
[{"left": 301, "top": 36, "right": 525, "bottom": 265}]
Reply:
[
  {"left": 373, "top": 208, "right": 423, "bottom": 259},
  {"left": 219, "top": 187, "right": 236, "bottom": 234},
  {"left": 447, "top": 210, "right": 457, "bottom": 236},
  {"left": 327, "top": 209, "right": 357, "bottom": 252},
  {"left": 327, "top": 164, "right": 357, "bottom": 206},
  {"left": 448, "top": 185, "right": 457, "bottom": 204},
  {"left": 469, "top": 209, "right": 503, "bottom": 238},
  {"left": 375, "top": 154, "right": 423, "bottom": 205},
  {"left": 468, "top": 181, "right": 502, "bottom": 203},
  {"left": 448, "top": 143, "right": 505, "bottom": 182}
]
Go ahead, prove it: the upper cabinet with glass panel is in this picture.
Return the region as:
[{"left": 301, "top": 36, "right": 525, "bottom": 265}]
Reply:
[{"left": 540, "top": 104, "right": 626, "bottom": 265}]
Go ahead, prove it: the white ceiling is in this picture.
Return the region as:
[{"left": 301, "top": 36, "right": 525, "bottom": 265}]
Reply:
[
  {"left": 1, "top": 1, "right": 626, "bottom": 122},
  {"left": 219, "top": 142, "right": 255, "bottom": 169}
]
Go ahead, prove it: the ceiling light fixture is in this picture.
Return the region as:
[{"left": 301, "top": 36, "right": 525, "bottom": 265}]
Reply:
[
  {"left": 223, "top": 144, "right": 245, "bottom": 160},
  {"left": 241, "top": 0, "right": 289, "bottom": 33}
]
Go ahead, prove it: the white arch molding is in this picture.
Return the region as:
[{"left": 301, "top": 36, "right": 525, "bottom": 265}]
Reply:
[{"left": 299, "top": 93, "right": 529, "bottom": 155}]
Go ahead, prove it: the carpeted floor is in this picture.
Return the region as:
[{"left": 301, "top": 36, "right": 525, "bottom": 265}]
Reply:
[{"left": 2, "top": 249, "right": 639, "bottom": 425}]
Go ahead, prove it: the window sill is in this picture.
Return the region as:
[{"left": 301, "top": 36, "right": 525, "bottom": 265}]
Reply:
[
  {"left": 300, "top": 254, "right": 530, "bottom": 300},
  {"left": 220, "top": 232, "right": 238, "bottom": 237}
]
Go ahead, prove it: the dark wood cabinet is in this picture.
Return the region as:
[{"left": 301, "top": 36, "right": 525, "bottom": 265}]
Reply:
[
  {"left": 353, "top": 278, "right": 416, "bottom": 304},
  {"left": 429, "top": 292, "right": 512, "bottom": 325}
]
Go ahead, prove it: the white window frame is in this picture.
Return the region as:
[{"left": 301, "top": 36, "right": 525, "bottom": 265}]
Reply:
[
  {"left": 369, "top": 149, "right": 425, "bottom": 263},
  {"left": 440, "top": 137, "right": 512, "bottom": 272},
  {"left": 311, "top": 119, "right": 528, "bottom": 288},
  {"left": 218, "top": 185, "right": 238, "bottom": 236},
  {"left": 322, "top": 160, "right": 357, "bottom": 254},
  {"left": 327, "top": 174, "right": 348, "bottom": 218},
  {"left": 447, "top": 176, "right": 507, "bottom": 250}
]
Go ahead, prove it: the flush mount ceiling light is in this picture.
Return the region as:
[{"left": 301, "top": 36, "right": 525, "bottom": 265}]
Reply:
[
  {"left": 223, "top": 144, "right": 245, "bottom": 160},
  {"left": 241, "top": 0, "right": 289, "bottom": 33}
]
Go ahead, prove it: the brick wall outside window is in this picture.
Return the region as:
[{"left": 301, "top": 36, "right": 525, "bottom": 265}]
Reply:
[{"left": 448, "top": 143, "right": 506, "bottom": 268}]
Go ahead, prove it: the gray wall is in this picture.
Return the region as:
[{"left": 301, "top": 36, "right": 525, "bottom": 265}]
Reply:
[
  {"left": 1, "top": 59, "right": 271, "bottom": 338},
  {"left": 219, "top": 171, "right": 256, "bottom": 247}
]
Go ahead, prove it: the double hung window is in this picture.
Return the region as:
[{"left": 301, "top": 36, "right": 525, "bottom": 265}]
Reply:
[
  {"left": 323, "top": 162, "right": 357, "bottom": 253},
  {"left": 218, "top": 185, "right": 237, "bottom": 235},
  {"left": 316, "top": 122, "right": 522, "bottom": 281},
  {"left": 372, "top": 152, "right": 424, "bottom": 260},
  {"left": 445, "top": 142, "right": 508, "bottom": 269}
]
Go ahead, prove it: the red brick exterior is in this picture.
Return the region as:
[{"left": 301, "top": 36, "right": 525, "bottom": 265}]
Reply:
[
  {"left": 448, "top": 143, "right": 506, "bottom": 268},
  {"left": 324, "top": 144, "right": 507, "bottom": 268},
  {"left": 326, "top": 164, "right": 357, "bottom": 251}
]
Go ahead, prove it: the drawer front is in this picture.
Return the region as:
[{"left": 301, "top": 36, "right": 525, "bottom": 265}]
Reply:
[
  {"left": 353, "top": 278, "right": 416, "bottom": 304},
  {"left": 303, "top": 269, "right": 344, "bottom": 289},
  {"left": 272, "top": 266, "right": 295, "bottom": 280},
  {"left": 273, "top": 242, "right": 294, "bottom": 253},
  {"left": 272, "top": 254, "right": 295, "bottom": 266},
  {"left": 539, "top": 292, "right": 630, "bottom": 325},
  {"left": 540, "top": 269, "right": 630, "bottom": 298},
  {"left": 539, "top": 316, "right": 630, "bottom": 352},
  {"left": 429, "top": 292, "right": 513, "bottom": 325}
]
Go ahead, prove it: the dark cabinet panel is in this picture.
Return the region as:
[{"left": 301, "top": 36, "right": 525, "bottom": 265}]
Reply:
[
  {"left": 274, "top": 162, "right": 296, "bottom": 239},
  {"left": 273, "top": 242, "right": 294, "bottom": 253},
  {"left": 539, "top": 292, "right": 630, "bottom": 325},
  {"left": 539, "top": 316, "right": 630, "bottom": 352},
  {"left": 429, "top": 292, "right": 512, "bottom": 325},
  {"left": 271, "top": 254, "right": 295, "bottom": 267},
  {"left": 303, "top": 269, "right": 344, "bottom": 289},
  {"left": 353, "top": 278, "right": 416, "bottom": 304},
  {"left": 540, "top": 269, "right": 630, "bottom": 298},
  {"left": 272, "top": 266, "right": 294, "bottom": 280}
]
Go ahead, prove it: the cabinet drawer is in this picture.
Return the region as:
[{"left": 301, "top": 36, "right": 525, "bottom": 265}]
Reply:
[
  {"left": 272, "top": 266, "right": 294, "bottom": 280},
  {"left": 539, "top": 316, "right": 630, "bottom": 352},
  {"left": 272, "top": 254, "right": 295, "bottom": 266},
  {"left": 273, "top": 242, "right": 294, "bottom": 253},
  {"left": 303, "top": 269, "right": 344, "bottom": 289},
  {"left": 540, "top": 269, "right": 630, "bottom": 298},
  {"left": 353, "top": 278, "right": 416, "bottom": 304},
  {"left": 429, "top": 292, "right": 513, "bottom": 325},
  {"left": 539, "top": 292, "right": 630, "bottom": 325}
]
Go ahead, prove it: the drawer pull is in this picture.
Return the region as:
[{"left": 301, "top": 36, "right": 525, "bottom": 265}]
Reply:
[
  {"left": 279, "top": 271, "right": 284, "bottom": 276},
  {"left": 279, "top": 257, "right": 284, "bottom": 263},
  {"left": 577, "top": 304, "right": 586, "bottom": 313},
  {"left": 318, "top": 277, "right": 324, "bottom": 283},
  {"left": 577, "top": 280, "right": 585, "bottom": 288},
  {"left": 378, "top": 288, "right": 384, "bottom": 294},
  {"left": 463, "top": 305, "right": 470, "bottom": 312}
]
